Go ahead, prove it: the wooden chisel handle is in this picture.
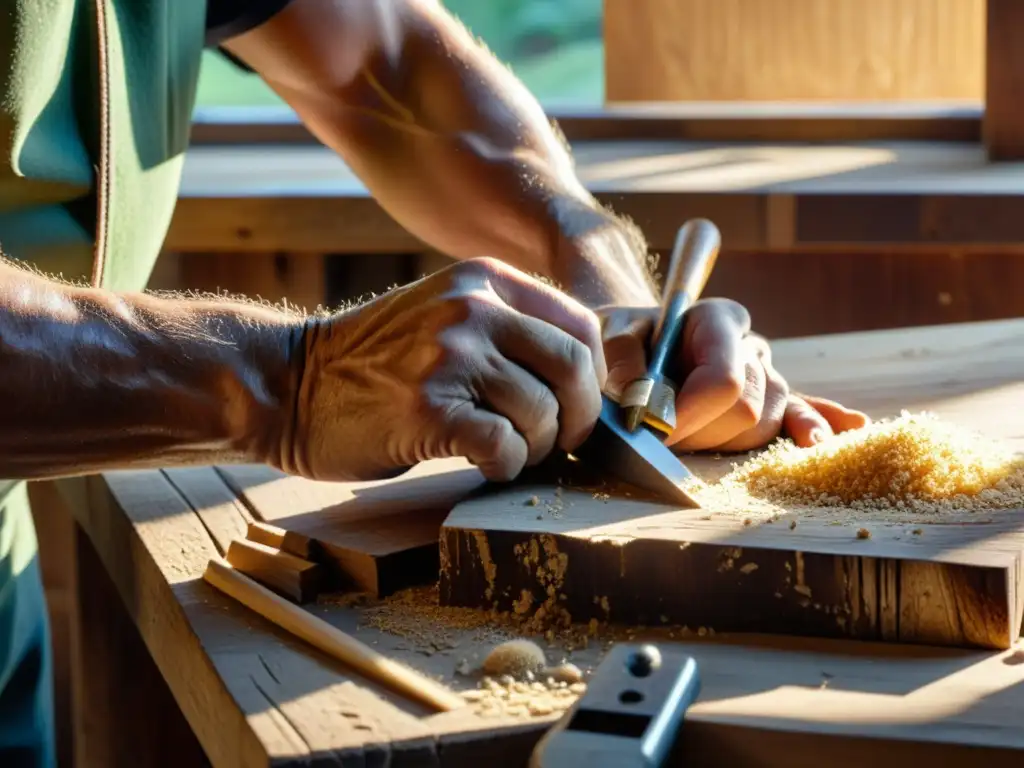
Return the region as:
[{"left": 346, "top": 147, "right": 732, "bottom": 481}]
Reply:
[{"left": 648, "top": 219, "right": 722, "bottom": 377}]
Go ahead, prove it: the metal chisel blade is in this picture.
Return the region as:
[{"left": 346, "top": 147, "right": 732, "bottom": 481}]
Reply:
[{"left": 572, "top": 395, "right": 702, "bottom": 507}]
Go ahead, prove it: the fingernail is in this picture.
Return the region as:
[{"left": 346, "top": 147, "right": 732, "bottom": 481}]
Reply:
[{"left": 809, "top": 429, "right": 826, "bottom": 445}]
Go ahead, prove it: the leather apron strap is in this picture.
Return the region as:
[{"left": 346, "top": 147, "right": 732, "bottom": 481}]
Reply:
[{"left": 91, "top": 0, "right": 112, "bottom": 289}]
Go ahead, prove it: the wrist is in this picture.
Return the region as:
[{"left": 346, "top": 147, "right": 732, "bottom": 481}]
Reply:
[
  {"left": 547, "top": 194, "right": 658, "bottom": 308},
  {"left": 83, "top": 288, "right": 306, "bottom": 470}
]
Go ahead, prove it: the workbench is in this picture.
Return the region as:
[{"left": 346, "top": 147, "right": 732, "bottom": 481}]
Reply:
[{"left": 48, "top": 318, "right": 1024, "bottom": 767}]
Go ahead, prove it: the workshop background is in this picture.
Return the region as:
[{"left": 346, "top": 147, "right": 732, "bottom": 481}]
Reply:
[{"left": 37, "top": 1, "right": 1024, "bottom": 765}]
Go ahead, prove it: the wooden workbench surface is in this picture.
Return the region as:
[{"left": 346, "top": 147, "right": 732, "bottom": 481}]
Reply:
[
  {"left": 168, "top": 140, "right": 1024, "bottom": 253},
  {"left": 57, "top": 318, "right": 1024, "bottom": 767}
]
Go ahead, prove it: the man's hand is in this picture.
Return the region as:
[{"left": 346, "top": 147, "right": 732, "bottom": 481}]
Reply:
[
  {"left": 599, "top": 299, "right": 869, "bottom": 453},
  {"left": 283, "top": 258, "right": 606, "bottom": 483}
]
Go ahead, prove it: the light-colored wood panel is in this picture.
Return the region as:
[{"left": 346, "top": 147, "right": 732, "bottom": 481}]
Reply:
[{"left": 605, "top": 0, "right": 985, "bottom": 103}]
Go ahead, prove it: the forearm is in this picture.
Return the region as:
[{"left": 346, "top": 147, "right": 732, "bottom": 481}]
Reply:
[
  {"left": 0, "top": 261, "right": 303, "bottom": 480},
  {"left": 225, "top": 0, "right": 656, "bottom": 307}
]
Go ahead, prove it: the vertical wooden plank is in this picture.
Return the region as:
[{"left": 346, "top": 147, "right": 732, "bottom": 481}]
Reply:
[
  {"left": 72, "top": 524, "right": 211, "bottom": 767},
  {"left": 28, "top": 482, "right": 76, "bottom": 768},
  {"left": 984, "top": 0, "right": 1024, "bottom": 160},
  {"left": 605, "top": 0, "right": 985, "bottom": 103}
]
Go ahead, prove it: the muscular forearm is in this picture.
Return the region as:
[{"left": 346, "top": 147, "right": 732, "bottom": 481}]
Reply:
[
  {"left": 224, "top": 0, "right": 656, "bottom": 307},
  {"left": 0, "top": 261, "right": 302, "bottom": 480}
]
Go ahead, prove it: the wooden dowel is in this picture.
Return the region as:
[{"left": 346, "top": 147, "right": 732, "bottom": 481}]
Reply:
[{"left": 203, "top": 558, "right": 464, "bottom": 712}]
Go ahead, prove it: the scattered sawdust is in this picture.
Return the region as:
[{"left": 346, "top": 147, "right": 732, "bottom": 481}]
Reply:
[
  {"left": 354, "top": 586, "right": 516, "bottom": 651},
  {"left": 350, "top": 584, "right": 716, "bottom": 659},
  {"left": 688, "top": 411, "right": 1024, "bottom": 525},
  {"left": 460, "top": 676, "right": 587, "bottom": 720}
]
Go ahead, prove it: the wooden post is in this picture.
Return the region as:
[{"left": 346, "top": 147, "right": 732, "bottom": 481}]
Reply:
[{"left": 984, "top": 0, "right": 1024, "bottom": 160}]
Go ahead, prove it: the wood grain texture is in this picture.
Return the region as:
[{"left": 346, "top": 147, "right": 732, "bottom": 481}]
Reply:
[
  {"left": 440, "top": 319, "right": 1024, "bottom": 650},
  {"left": 984, "top": 0, "right": 1024, "bottom": 160},
  {"left": 216, "top": 458, "right": 486, "bottom": 597},
  {"left": 605, "top": 0, "right": 984, "bottom": 102}
]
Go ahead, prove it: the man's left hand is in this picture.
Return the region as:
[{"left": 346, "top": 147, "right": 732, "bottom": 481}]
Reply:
[{"left": 598, "top": 299, "right": 869, "bottom": 453}]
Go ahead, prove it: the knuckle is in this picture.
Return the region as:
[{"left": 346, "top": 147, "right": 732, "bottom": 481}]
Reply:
[
  {"left": 697, "top": 297, "right": 751, "bottom": 331},
  {"left": 563, "top": 335, "right": 594, "bottom": 379},
  {"left": 524, "top": 386, "right": 560, "bottom": 432},
  {"left": 436, "top": 328, "right": 477, "bottom": 367},
  {"left": 479, "top": 418, "right": 514, "bottom": 461}
]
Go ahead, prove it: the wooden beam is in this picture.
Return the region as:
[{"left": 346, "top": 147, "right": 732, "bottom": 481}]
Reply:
[
  {"left": 984, "top": 0, "right": 1024, "bottom": 160},
  {"left": 168, "top": 142, "right": 1024, "bottom": 255},
  {"left": 190, "top": 104, "right": 983, "bottom": 145}
]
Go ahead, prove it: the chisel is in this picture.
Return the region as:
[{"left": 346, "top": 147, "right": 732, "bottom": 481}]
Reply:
[
  {"left": 569, "top": 219, "right": 721, "bottom": 507},
  {"left": 621, "top": 219, "right": 721, "bottom": 437}
]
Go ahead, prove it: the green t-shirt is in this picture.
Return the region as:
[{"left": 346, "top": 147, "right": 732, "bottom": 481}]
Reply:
[{"left": 0, "top": 1, "right": 245, "bottom": 763}]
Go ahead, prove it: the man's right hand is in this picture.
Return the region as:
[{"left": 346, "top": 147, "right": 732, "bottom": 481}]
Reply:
[{"left": 281, "top": 257, "right": 607, "bottom": 483}]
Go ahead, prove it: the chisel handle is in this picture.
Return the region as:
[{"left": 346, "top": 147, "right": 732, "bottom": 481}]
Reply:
[{"left": 647, "top": 219, "right": 722, "bottom": 377}]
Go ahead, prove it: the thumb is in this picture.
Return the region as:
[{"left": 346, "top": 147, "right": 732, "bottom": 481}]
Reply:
[{"left": 599, "top": 308, "right": 655, "bottom": 397}]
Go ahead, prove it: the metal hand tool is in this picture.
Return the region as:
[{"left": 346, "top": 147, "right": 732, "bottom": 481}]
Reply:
[
  {"left": 622, "top": 219, "right": 721, "bottom": 437},
  {"left": 569, "top": 219, "right": 721, "bottom": 507},
  {"left": 530, "top": 643, "right": 701, "bottom": 767}
]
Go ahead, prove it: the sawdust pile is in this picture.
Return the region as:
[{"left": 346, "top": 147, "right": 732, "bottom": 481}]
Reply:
[{"left": 717, "top": 411, "right": 1024, "bottom": 516}]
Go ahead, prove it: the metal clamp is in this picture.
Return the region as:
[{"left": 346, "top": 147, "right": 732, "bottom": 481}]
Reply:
[{"left": 529, "top": 643, "right": 701, "bottom": 768}]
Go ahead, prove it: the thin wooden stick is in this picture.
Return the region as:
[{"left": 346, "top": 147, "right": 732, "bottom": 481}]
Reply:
[{"left": 203, "top": 557, "right": 465, "bottom": 712}]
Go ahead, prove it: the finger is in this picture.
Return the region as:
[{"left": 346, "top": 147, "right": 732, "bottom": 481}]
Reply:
[
  {"left": 462, "top": 257, "right": 608, "bottom": 387},
  {"left": 478, "top": 357, "right": 559, "bottom": 467},
  {"left": 666, "top": 305, "right": 749, "bottom": 444},
  {"left": 782, "top": 395, "right": 835, "bottom": 448},
  {"left": 601, "top": 309, "right": 656, "bottom": 398},
  {"left": 671, "top": 342, "right": 770, "bottom": 451},
  {"left": 794, "top": 393, "right": 871, "bottom": 433},
  {"left": 446, "top": 403, "right": 529, "bottom": 482},
  {"left": 683, "top": 354, "right": 789, "bottom": 453},
  {"left": 492, "top": 311, "right": 602, "bottom": 453}
]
